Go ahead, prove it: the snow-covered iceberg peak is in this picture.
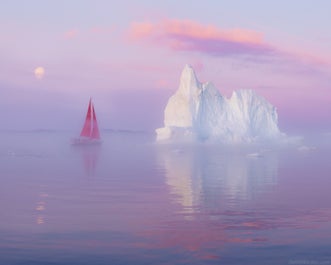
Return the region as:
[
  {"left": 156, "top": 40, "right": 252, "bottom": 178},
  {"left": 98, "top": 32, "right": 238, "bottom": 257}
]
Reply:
[
  {"left": 163, "top": 64, "right": 202, "bottom": 129},
  {"left": 177, "top": 64, "right": 201, "bottom": 96},
  {"left": 156, "top": 65, "right": 283, "bottom": 143}
]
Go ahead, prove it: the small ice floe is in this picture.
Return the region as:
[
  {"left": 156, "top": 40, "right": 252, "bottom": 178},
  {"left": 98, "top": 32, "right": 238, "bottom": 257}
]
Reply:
[
  {"left": 7, "top": 150, "right": 16, "bottom": 156},
  {"left": 172, "top": 148, "right": 184, "bottom": 154},
  {"left": 6, "top": 150, "right": 44, "bottom": 158},
  {"left": 246, "top": 152, "right": 263, "bottom": 158},
  {"left": 297, "top": 145, "right": 316, "bottom": 152},
  {"left": 322, "top": 132, "right": 331, "bottom": 137}
]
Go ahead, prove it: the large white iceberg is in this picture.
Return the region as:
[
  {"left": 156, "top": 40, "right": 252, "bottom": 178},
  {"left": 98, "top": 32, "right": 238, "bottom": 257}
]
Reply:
[{"left": 156, "top": 65, "right": 283, "bottom": 143}]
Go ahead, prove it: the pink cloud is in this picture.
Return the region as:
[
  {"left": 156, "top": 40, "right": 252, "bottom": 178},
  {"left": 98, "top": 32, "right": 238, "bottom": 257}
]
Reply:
[
  {"left": 129, "top": 19, "right": 273, "bottom": 57},
  {"left": 128, "top": 19, "right": 331, "bottom": 74},
  {"left": 130, "top": 22, "right": 155, "bottom": 39},
  {"left": 162, "top": 19, "right": 263, "bottom": 44},
  {"left": 291, "top": 50, "right": 331, "bottom": 70},
  {"left": 64, "top": 29, "right": 79, "bottom": 39}
]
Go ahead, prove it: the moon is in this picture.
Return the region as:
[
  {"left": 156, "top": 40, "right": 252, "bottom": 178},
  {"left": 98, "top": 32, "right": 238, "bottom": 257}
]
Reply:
[{"left": 34, "top": 67, "right": 45, "bottom": 79}]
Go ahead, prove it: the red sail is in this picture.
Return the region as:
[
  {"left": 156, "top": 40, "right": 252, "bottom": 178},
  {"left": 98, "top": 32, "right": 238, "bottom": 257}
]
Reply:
[
  {"left": 80, "top": 99, "right": 92, "bottom": 137},
  {"left": 91, "top": 104, "right": 100, "bottom": 139}
]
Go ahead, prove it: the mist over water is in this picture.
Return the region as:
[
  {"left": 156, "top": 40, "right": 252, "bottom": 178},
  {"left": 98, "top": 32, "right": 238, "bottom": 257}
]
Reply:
[{"left": 1, "top": 131, "right": 331, "bottom": 264}]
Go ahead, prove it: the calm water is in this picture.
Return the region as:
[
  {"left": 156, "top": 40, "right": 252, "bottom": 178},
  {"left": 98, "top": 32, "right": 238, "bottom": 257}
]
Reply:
[{"left": 0, "top": 132, "right": 331, "bottom": 265}]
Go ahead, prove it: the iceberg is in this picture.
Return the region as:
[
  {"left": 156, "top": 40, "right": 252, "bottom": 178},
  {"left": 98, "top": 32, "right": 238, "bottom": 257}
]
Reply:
[{"left": 156, "top": 65, "right": 283, "bottom": 143}]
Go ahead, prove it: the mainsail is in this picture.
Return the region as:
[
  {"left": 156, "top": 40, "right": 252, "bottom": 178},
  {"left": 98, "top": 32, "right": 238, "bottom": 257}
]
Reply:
[{"left": 79, "top": 99, "right": 100, "bottom": 139}]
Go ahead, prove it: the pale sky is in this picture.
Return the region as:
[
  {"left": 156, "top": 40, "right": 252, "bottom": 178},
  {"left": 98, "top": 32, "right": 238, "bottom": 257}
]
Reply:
[{"left": 1, "top": 0, "right": 331, "bottom": 132}]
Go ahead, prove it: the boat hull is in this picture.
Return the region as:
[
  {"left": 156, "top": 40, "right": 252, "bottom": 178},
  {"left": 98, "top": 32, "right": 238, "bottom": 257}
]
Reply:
[{"left": 71, "top": 137, "right": 102, "bottom": 145}]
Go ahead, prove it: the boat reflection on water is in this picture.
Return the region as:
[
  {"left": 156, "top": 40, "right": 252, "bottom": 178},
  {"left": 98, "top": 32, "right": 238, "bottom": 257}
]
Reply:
[{"left": 72, "top": 144, "right": 101, "bottom": 178}]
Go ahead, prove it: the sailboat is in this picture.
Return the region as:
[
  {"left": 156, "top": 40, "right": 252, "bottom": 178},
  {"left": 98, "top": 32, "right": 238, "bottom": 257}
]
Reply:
[{"left": 72, "top": 98, "right": 102, "bottom": 145}]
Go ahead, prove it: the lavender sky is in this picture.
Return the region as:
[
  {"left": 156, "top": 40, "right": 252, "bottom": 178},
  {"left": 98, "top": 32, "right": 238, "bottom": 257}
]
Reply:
[{"left": 1, "top": 0, "right": 331, "bottom": 133}]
